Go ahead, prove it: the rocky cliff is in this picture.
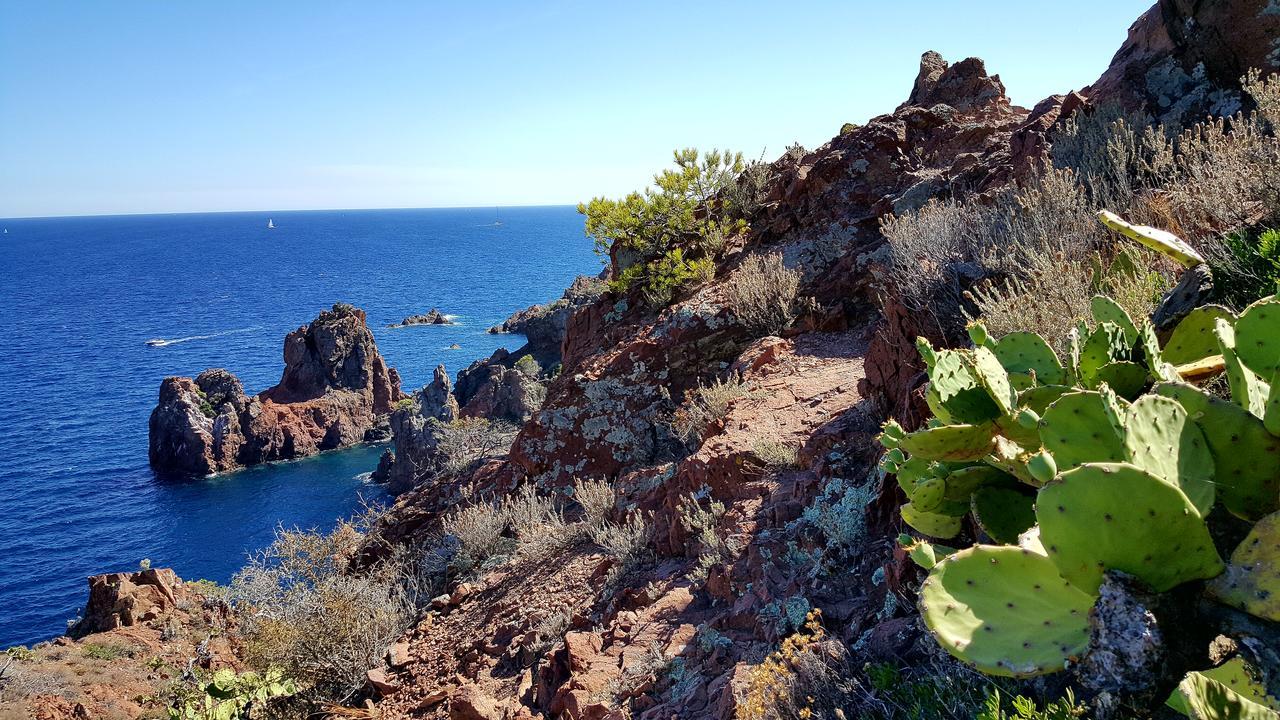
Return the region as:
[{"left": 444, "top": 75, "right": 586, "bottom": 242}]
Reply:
[
  {"left": 354, "top": 3, "right": 1280, "bottom": 718},
  {"left": 148, "top": 304, "right": 405, "bottom": 475}
]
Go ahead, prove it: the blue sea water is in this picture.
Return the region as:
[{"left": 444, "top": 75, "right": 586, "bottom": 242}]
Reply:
[{"left": 0, "top": 206, "right": 597, "bottom": 648}]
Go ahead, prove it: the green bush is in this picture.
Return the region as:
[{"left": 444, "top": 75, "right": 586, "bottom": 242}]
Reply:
[
  {"left": 580, "top": 148, "right": 747, "bottom": 307},
  {"left": 1213, "top": 227, "right": 1280, "bottom": 308}
]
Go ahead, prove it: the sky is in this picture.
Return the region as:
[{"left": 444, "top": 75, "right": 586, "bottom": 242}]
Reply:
[{"left": 0, "top": 1, "right": 1153, "bottom": 219}]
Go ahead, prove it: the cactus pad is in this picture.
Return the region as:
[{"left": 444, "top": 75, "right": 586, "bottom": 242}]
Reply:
[
  {"left": 943, "top": 465, "right": 1018, "bottom": 501},
  {"left": 1217, "top": 318, "right": 1272, "bottom": 418},
  {"left": 994, "top": 332, "right": 1067, "bottom": 386},
  {"left": 1040, "top": 391, "right": 1126, "bottom": 471},
  {"left": 1234, "top": 298, "right": 1280, "bottom": 379},
  {"left": 965, "top": 347, "right": 1018, "bottom": 416},
  {"left": 901, "top": 502, "right": 962, "bottom": 539},
  {"left": 1090, "top": 361, "right": 1149, "bottom": 400},
  {"left": 1123, "top": 394, "right": 1215, "bottom": 516},
  {"left": 927, "top": 349, "right": 1001, "bottom": 424},
  {"left": 1080, "top": 322, "right": 1131, "bottom": 383},
  {"left": 971, "top": 487, "right": 1037, "bottom": 544},
  {"left": 1018, "top": 385, "right": 1072, "bottom": 415},
  {"left": 899, "top": 534, "right": 956, "bottom": 570},
  {"left": 1037, "top": 463, "right": 1223, "bottom": 593},
  {"left": 900, "top": 423, "right": 997, "bottom": 461},
  {"left": 1267, "top": 374, "right": 1280, "bottom": 436},
  {"left": 920, "top": 545, "right": 1094, "bottom": 677},
  {"left": 1167, "top": 658, "right": 1280, "bottom": 720},
  {"left": 1207, "top": 510, "right": 1280, "bottom": 622},
  {"left": 1097, "top": 210, "right": 1205, "bottom": 267},
  {"left": 1091, "top": 295, "right": 1139, "bottom": 345},
  {"left": 1156, "top": 382, "right": 1280, "bottom": 520},
  {"left": 911, "top": 476, "right": 947, "bottom": 512},
  {"left": 1164, "top": 305, "right": 1234, "bottom": 366}
]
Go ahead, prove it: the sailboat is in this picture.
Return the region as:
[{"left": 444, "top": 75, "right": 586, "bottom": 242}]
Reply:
[
  {"left": 267, "top": 218, "right": 275, "bottom": 229},
  {"left": 492, "top": 207, "right": 503, "bottom": 227}
]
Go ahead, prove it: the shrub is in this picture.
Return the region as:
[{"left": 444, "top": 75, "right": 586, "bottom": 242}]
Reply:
[
  {"left": 678, "top": 490, "right": 729, "bottom": 582},
  {"left": 229, "top": 518, "right": 422, "bottom": 705},
  {"left": 580, "top": 148, "right": 748, "bottom": 307},
  {"left": 672, "top": 375, "right": 753, "bottom": 446},
  {"left": 1210, "top": 226, "right": 1280, "bottom": 308},
  {"left": 82, "top": 643, "right": 133, "bottom": 661},
  {"left": 590, "top": 511, "right": 653, "bottom": 586},
  {"left": 735, "top": 609, "right": 826, "bottom": 720},
  {"left": 752, "top": 439, "right": 800, "bottom": 471},
  {"left": 167, "top": 668, "right": 297, "bottom": 720},
  {"left": 433, "top": 417, "right": 518, "bottom": 476},
  {"left": 727, "top": 252, "right": 802, "bottom": 336},
  {"left": 394, "top": 397, "right": 415, "bottom": 411},
  {"left": 572, "top": 478, "right": 616, "bottom": 527},
  {"left": 799, "top": 477, "right": 875, "bottom": 559},
  {"left": 513, "top": 354, "right": 542, "bottom": 379},
  {"left": 441, "top": 499, "right": 512, "bottom": 576}
]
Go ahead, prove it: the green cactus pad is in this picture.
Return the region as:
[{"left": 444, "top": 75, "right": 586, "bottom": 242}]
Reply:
[
  {"left": 943, "top": 465, "right": 1018, "bottom": 501},
  {"left": 1123, "top": 394, "right": 1216, "bottom": 516},
  {"left": 1234, "top": 298, "right": 1280, "bottom": 379},
  {"left": 1080, "top": 322, "right": 1131, "bottom": 383},
  {"left": 911, "top": 476, "right": 947, "bottom": 512},
  {"left": 900, "top": 423, "right": 997, "bottom": 462},
  {"left": 1207, "top": 510, "right": 1280, "bottom": 622},
  {"left": 920, "top": 545, "right": 1094, "bottom": 677},
  {"left": 901, "top": 502, "right": 962, "bottom": 539},
  {"left": 1167, "top": 659, "right": 1280, "bottom": 720},
  {"left": 985, "top": 436, "right": 1041, "bottom": 486},
  {"left": 1017, "top": 385, "right": 1073, "bottom": 415},
  {"left": 965, "top": 347, "right": 1018, "bottom": 416},
  {"left": 1089, "top": 361, "right": 1149, "bottom": 400},
  {"left": 1091, "top": 296, "right": 1139, "bottom": 345},
  {"left": 1267, "top": 373, "right": 1280, "bottom": 436},
  {"left": 1156, "top": 382, "right": 1280, "bottom": 520},
  {"left": 971, "top": 487, "right": 1037, "bottom": 544},
  {"left": 1040, "top": 392, "right": 1126, "bottom": 471},
  {"left": 967, "top": 321, "right": 992, "bottom": 348},
  {"left": 1139, "top": 321, "right": 1163, "bottom": 372},
  {"left": 1218, "top": 318, "right": 1272, "bottom": 418},
  {"left": 1038, "top": 463, "right": 1224, "bottom": 593},
  {"left": 1163, "top": 304, "right": 1235, "bottom": 366},
  {"left": 927, "top": 349, "right": 1001, "bottom": 424},
  {"left": 993, "top": 332, "right": 1068, "bottom": 386},
  {"left": 899, "top": 534, "right": 956, "bottom": 570}
]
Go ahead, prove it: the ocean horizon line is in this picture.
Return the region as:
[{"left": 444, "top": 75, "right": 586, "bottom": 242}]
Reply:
[{"left": 0, "top": 202, "right": 580, "bottom": 223}]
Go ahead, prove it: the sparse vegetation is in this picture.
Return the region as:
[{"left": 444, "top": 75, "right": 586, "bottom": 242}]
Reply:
[
  {"left": 752, "top": 439, "right": 800, "bottom": 471},
  {"left": 672, "top": 374, "right": 754, "bottom": 446},
  {"left": 432, "top": 416, "right": 518, "bottom": 476},
  {"left": 513, "top": 353, "right": 542, "bottom": 378},
  {"left": 728, "top": 252, "right": 803, "bottom": 336},
  {"left": 589, "top": 510, "right": 653, "bottom": 586}
]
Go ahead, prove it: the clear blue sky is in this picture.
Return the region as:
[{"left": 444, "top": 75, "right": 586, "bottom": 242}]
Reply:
[{"left": 0, "top": 1, "right": 1152, "bottom": 218}]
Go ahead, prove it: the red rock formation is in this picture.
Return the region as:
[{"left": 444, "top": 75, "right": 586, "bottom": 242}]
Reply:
[
  {"left": 69, "top": 567, "right": 188, "bottom": 636},
  {"left": 148, "top": 304, "right": 404, "bottom": 475}
]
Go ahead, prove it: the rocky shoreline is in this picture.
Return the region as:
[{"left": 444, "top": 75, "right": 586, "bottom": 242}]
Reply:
[
  {"left": 389, "top": 307, "right": 454, "bottom": 327},
  {"left": 148, "top": 303, "right": 405, "bottom": 475}
]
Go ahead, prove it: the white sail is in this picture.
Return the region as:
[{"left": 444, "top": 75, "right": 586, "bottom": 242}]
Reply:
[{"left": 267, "top": 219, "right": 275, "bottom": 229}]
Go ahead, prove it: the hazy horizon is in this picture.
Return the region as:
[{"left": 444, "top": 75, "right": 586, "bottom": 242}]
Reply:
[{"left": 1, "top": 1, "right": 1151, "bottom": 218}]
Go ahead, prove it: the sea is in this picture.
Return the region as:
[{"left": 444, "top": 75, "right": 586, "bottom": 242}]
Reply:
[{"left": 0, "top": 206, "right": 598, "bottom": 648}]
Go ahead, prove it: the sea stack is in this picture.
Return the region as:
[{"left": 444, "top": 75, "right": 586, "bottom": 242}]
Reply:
[{"left": 148, "top": 303, "right": 405, "bottom": 475}]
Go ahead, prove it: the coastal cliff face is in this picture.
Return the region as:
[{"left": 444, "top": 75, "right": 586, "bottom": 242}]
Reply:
[
  {"left": 148, "top": 304, "right": 404, "bottom": 475},
  {"left": 353, "top": 3, "right": 1280, "bottom": 718}
]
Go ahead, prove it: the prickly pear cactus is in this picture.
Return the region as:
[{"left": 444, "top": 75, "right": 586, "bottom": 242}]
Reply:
[
  {"left": 1234, "top": 298, "right": 1280, "bottom": 380},
  {"left": 1207, "top": 510, "right": 1280, "bottom": 622},
  {"left": 1123, "top": 394, "right": 1215, "bottom": 516},
  {"left": 1091, "top": 361, "right": 1149, "bottom": 400},
  {"left": 965, "top": 346, "right": 1018, "bottom": 416},
  {"left": 1091, "top": 295, "right": 1139, "bottom": 345},
  {"left": 1167, "top": 657, "right": 1280, "bottom": 720},
  {"left": 920, "top": 340, "right": 1001, "bottom": 424},
  {"left": 1037, "top": 463, "right": 1224, "bottom": 593},
  {"left": 899, "top": 534, "right": 955, "bottom": 570},
  {"left": 1216, "top": 318, "right": 1272, "bottom": 418},
  {"left": 1079, "top": 322, "right": 1132, "bottom": 387},
  {"left": 992, "top": 331, "right": 1068, "bottom": 386},
  {"left": 920, "top": 545, "right": 1094, "bottom": 677},
  {"left": 901, "top": 502, "right": 962, "bottom": 539},
  {"left": 1098, "top": 210, "right": 1206, "bottom": 268},
  {"left": 1039, "top": 391, "right": 1126, "bottom": 470},
  {"left": 1163, "top": 305, "right": 1234, "bottom": 366},
  {"left": 899, "top": 423, "right": 997, "bottom": 461},
  {"left": 1156, "top": 382, "right": 1280, "bottom": 520},
  {"left": 970, "top": 486, "right": 1036, "bottom": 544}
]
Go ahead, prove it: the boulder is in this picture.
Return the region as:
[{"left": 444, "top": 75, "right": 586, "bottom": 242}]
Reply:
[
  {"left": 70, "top": 568, "right": 187, "bottom": 637},
  {"left": 149, "top": 304, "right": 404, "bottom": 475},
  {"left": 391, "top": 308, "right": 454, "bottom": 327}
]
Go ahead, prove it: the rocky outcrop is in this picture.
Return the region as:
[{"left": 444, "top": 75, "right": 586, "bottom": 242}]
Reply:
[
  {"left": 148, "top": 304, "right": 404, "bottom": 475},
  {"left": 377, "top": 365, "right": 458, "bottom": 494},
  {"left": 390, "top": 308, "right": 453, "bottom": 327},
  {"left": 485, "top": 275, "right": 604, "bottom": 367},
  {"left": 69, "top": 568, "right": 188, "bottom": 637}
]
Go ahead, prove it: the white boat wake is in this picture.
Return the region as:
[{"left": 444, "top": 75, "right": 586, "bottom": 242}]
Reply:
[{"left": 145, "top": 326, "right": 261, "bottom": 347}]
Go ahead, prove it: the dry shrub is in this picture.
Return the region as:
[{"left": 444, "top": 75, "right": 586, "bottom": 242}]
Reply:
[
  {"left": 434, "top": 417, "right": 518, "bottom": 476},
  {"left": 728, "top": 252, "right": 802, "bottom": 336},
  {"left": 441, "top": 499, "right": 512, "bottom": 576},
  {"left": 672, "top": 375, "right": 753, "bottom": 446},
  {"left": 572, "top": 478, "right": 616, "bottom": 527},
  {"left": 0, "top": 658, "right": 71, "bottom": 702},
  {"left": 230, "top": 517, "right": 425, "bottom": 705},
  {"left": 735, "top": 609, "right": 827, "bottom": 720},
  {"left": 752, "top": 439, "right": 800, "bottom": 472},
  {"left": 504, "top": 485, "right": 570, "bottom": 557},
  {"left": 590, "top": 511, "right": 653, "bottom": 585}
]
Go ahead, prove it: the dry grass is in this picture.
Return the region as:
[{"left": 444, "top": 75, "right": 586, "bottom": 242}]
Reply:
[
  {"left": 752, "top": 439, "right": 801, "bottom": 472},
  {"left": 727, "top": 252, "right": 803, "bottom": 336},
  {"left": 672, "top": 374, "right": 754, "bottom": 446}
]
